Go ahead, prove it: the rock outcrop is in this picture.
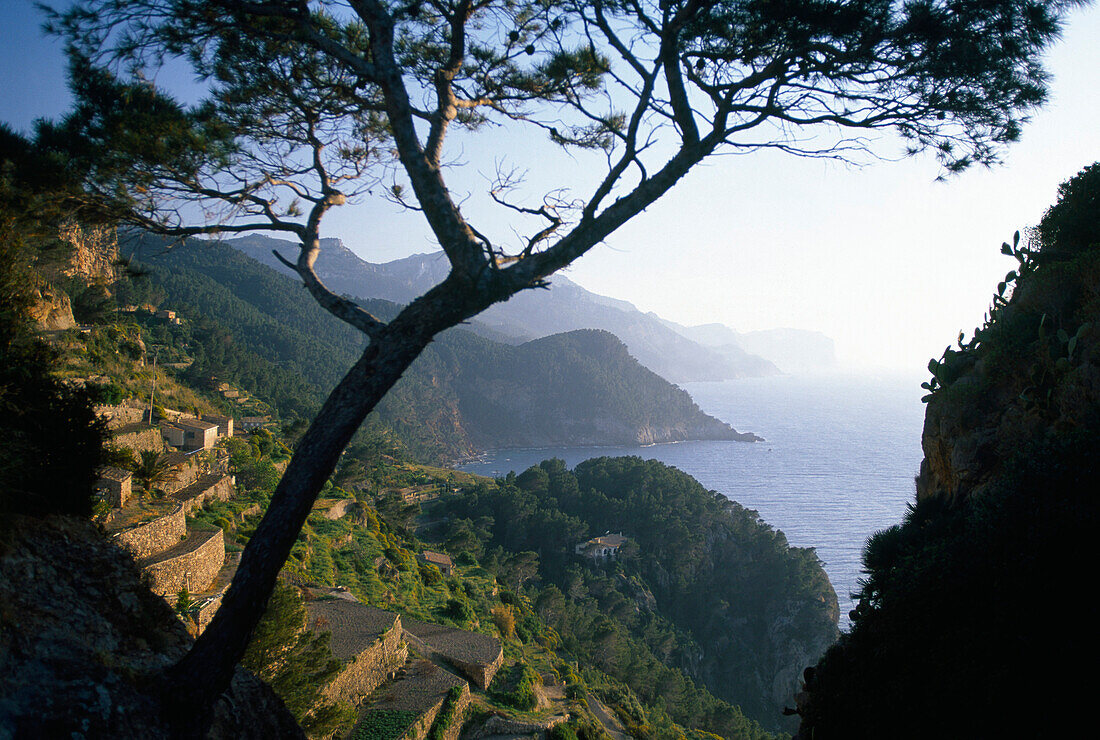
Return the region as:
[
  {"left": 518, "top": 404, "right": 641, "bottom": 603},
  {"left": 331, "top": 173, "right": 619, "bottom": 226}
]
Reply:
[
  {"left": 796, "top": 163, "right": 1100, "bottom": 739},
  {"left": 0, "top": 515, "right": 302, "bottom": 738}
]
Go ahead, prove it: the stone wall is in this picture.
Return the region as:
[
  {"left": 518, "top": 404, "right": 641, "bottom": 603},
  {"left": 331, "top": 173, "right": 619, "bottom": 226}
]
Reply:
[
  {"left": 452, "top": 648, "right": 503, "bottom": 691},
  {"left": 440, "top": 686, "right": 471, "bottom": 740},
  {"left": 403, "top": 696, "right": 444, "bottom": 740},
  {"left": 161, "top": 454, "right": 200, "bottom": 495},
  {"left": 114, "top": 503, "right": 186, "bottom": 560},
  {"left": 322, "top": 499, "right": 356, "bottom": 521},
  {"left": 322, "top": 616, "right": 408, "bottom": 707},
  {"left": 401, "top": 620, "right": 504, "bottom": 690},
  {"left": 96, "top": 404, "right": 146, "bottom": 431},
  {"left": 403, "top": 684, "right": 471, "bottom": 740},
  {"left": 162, "top": 450, "right": 229, "bottom": 496},
  {"left": 141, "top": 528, "right": 225, "bottom": 597},
  {"left": 191, "top": 593, "right": 224, "bottom": 633},
  {"left": 174, "top": 474, "right": 235, "bottom": 515},
  {"left": 465, "top": 714, "right": 564, "bottom": 740},
  {"left": 111, "top": 426, "right": 165, "bottom": 455}
]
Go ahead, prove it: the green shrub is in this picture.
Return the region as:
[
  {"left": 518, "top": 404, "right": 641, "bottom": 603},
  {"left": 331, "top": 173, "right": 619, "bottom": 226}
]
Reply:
[
  {"left": 427, "top": 686, "right": 464, "bottom": 740},
  {"left": 550, "top": 723, "right": 579, "bottom": 740},
  {"left": 352, "top": 710, "right": 418, "bottom": 740}
]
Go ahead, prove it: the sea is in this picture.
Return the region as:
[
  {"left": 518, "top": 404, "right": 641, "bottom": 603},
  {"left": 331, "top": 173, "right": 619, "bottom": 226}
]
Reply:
[{"left": 457, "top": 372, "right": 928, "bottom": 630}]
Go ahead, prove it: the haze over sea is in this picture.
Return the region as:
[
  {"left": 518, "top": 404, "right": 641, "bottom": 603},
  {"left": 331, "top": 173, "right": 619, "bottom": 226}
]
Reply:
[{"left": 459, "top": 372, "right": 927, "bottom": 629}]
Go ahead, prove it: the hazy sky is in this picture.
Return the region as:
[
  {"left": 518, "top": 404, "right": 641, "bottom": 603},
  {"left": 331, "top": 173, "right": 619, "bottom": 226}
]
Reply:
[{"left": 3, "top": 3, "right": 1098, "bottom": 371}]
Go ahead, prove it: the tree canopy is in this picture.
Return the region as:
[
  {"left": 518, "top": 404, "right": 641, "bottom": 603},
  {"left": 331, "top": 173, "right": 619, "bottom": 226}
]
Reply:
[{"left": 40, "top": 0, "right": 1088, "bottom": 730}]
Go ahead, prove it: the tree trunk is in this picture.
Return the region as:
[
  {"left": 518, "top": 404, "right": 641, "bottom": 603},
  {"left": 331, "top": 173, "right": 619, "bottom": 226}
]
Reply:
[{"left": 162, "top": 325, "right": 433, "bottom": 736}]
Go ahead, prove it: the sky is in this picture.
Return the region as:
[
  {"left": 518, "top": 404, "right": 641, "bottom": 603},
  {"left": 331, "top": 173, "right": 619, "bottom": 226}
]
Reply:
[{"left": 2, "top": 2, "right": 1098, "bottom": 371}]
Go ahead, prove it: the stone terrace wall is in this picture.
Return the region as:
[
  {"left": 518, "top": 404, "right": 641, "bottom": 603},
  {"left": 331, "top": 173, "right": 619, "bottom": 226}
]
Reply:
[
  {"left": 114, "top": 503, "right": 185, "bottom": 559},
  {"left": 402, "top": 619, "right": 504, "bottom": 690},
  {"left": 192, "top": 593, "right": 224, "bottom": 633},
  {"left": 161, "top": 450, "right": 230, "bottom": 496},
  {"left": 161, "top": 454, "right": 203, "bottom": 495},
  {"left": 322, "top": 499, "right": 355, "bottom": 521},
  {"left": 365, "top": 660, "right": 466, "bottom": 740},
  {"left": 323, "top": 617, "right": 408, "bottom": 707},
  {"left": 141, "top": 528, "right": 225, "bottom": 597},
  {"left": 173, "top": 474, "right": 234, "bottom": 515},
  {"left": 466, "top": 714, "right": 564, "bottom": 740},
  {"left": 96, "top": 404, "right": 145, "bottom": 431},
  {"left": 440, "top": 685, "right": 471, "bottom": 740},
  {"left": 403, "top": 683, "right": 471, "bottom": 740},
  {"left": 453, "top": 649, "right": 503, "bottom": 692},
  {"left": 111, "top": 425, "right": 164, "bottom": 455}
]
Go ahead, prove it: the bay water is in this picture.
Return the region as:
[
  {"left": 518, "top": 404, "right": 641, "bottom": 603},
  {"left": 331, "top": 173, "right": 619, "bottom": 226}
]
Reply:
[{"left": 458, "top": 372, "right": 927, "bottom": 629}]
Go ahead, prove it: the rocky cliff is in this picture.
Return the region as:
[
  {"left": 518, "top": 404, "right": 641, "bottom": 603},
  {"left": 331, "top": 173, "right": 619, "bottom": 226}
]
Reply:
[{"left": 796, "top": 163, "right": 1100, "bottom": 738}]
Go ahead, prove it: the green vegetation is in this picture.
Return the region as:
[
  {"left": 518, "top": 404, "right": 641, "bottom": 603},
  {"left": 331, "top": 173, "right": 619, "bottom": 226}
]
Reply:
[
  {"left": 199, "top": 427, "right": 783, "bottom": 738},
  {"left": 438, "top": 457, "right": 835, "bottom": 734},
  {"left": 241, "top": 583, "right": 356, "bottom": 738},
  {"left": 426, "top": 686, "right": 464, "bottom": 740},
  {"left": 489, "top": 662, "right": 541, "bottom": 711},
  {"left": 119, "top": 233, "right": 742, "bottom": 462},
  {"left": 351, "top": 710, "right": 417, "bottom": 740}
]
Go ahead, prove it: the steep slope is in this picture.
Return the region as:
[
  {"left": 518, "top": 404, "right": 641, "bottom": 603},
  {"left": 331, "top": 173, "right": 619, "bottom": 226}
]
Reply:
[
  {"left": 440, "top": 456, "right": 838, "bottom": 733},
  {"left": 227, "top": 235, "right": 780, "bottom": 382},
  {"left": 443, "top": 329, "right": 760, "bottom": 449},
  {"left": 0, "top": 515, "right": 304, "bottom": 738},
  {"left": 124, "top": 234, "right": 756, "bottom": 461},
  {"left": 796, "top": 164, "right": 1100, "bottom": 738}
]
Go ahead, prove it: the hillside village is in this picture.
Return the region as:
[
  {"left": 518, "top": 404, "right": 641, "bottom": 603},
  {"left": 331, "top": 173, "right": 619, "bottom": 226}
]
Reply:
[{"left": 84, "top": 392, "right": 601, "bottom": 740}]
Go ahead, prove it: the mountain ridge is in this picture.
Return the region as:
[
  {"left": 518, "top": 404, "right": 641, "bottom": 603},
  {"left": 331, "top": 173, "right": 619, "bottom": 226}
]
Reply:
[
  {"left": 124, "top": 233, "right": 759, "bottom": 461},
  {"left": 226, "top": 235, "right": 792, "bottom": 382}
]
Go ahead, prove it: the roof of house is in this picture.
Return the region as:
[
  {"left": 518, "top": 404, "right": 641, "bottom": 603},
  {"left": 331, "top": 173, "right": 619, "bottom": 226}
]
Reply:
[
  {"left": 176, "top": 418, "right": 218, "bottom": 431},
  {"left": 580, "top": 533, "right": 627, "bottom": 549},
  {"left": 98, "top": 467, "right": 133, "bottom": 482},
  {"left": 421, "top": 550, "right": 453, "bottom": 567}
]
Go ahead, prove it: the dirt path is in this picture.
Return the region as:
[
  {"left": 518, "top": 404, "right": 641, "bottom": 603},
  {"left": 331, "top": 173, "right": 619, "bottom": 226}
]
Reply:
[{"left": 585, "top": 693, "right": 632, "bottom": 740}]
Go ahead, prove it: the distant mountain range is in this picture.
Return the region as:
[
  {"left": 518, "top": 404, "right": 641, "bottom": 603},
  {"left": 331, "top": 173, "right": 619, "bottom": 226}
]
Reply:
[
  {"left": 226, "top": 235, "right": 836, "bottom": 379},
  {"left": 124, "top": 233, "right": 757, "bottom": 461}
]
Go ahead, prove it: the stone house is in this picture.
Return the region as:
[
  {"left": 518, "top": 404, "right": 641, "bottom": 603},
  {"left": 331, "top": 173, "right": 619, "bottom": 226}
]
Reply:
[
  {"left": 95, "top": 467, "right": 133, "bottom": 508},
  {"left": 202, "top": 414, "right": 234, "bottom": 438},
  {"left": 420, "top": 550, "right": 454, "bottom": 576},
  {"left": 165, "top": 418, "right": 218, "bottom": 451},
  {"left": 575, "top": 532, "right": 628, "bottom": 560},
  {"left": 160, "top": 422, "right": 187, "bottom": 448}
]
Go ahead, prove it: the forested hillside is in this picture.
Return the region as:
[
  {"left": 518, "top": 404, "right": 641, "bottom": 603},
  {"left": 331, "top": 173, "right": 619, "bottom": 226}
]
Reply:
[
  {"left": 437, "top": 457, "right": 838, "bottom": 732},
  {"left": 122, "top": 233, "right": 756, "bottom": 461}
]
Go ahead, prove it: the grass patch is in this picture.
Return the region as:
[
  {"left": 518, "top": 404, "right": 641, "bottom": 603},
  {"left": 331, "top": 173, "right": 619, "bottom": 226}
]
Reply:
[{"left": 352, "top": 709, "right": 418, "bottom": 740}]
